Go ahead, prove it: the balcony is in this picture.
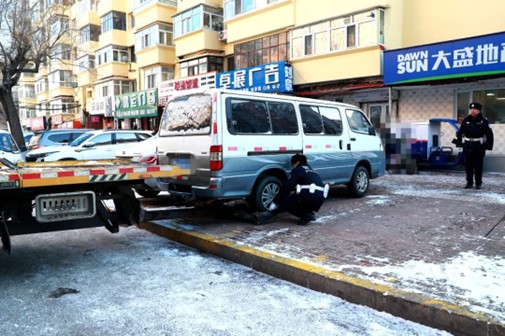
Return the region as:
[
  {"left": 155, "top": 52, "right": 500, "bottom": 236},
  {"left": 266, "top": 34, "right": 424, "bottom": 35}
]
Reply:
[
  {"left": 291, "top": 46, "right": 383, "bottom": 85},
  {"left": 74, "top": 11, "right": 100, "bottom": 30},
  {"left": 77, "top": 69, "right": 98, "bottom": 87},
  {"left": 96, "top": 62, "right": 130, "bottom": 81},
  {"left": 225, "top": 0, "right": 294, "bottom": 43},
  {"left": 97, "top": 0, "right": 130, "bottom": 17},
  {"left": 49, "top": 86, "right": 75, "bottom": 99},
  {"left": 175, "top": 30, "right": 224, "bottom": 58},
  {"left": 136, "top": 45, "right": 176, "bottom": 68},
  {"left": 99, "top": 30, "right": 129, "bottom": 48},
  {"left": 134, "top": 2, "right": 176, "bottom": 30}
]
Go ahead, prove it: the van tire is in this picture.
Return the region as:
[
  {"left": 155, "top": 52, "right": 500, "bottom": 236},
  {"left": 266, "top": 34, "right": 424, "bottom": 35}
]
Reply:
[
  {"left": 347, "top": 166, "right": 369, "bottom": 198},
  {"left": 250, "top": 176, "right": 282, "bottom": 212}
]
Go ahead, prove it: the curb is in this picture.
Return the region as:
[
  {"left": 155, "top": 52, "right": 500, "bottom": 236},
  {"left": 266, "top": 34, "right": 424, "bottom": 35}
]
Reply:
[{"left": 139, "top": 221, "right": 504, "bottom": 336}]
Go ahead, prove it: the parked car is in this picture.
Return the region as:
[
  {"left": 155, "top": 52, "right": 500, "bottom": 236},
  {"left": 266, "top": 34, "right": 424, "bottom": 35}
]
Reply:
[
  {"left": 115, "top": 135, "right": 160, "bottom": 197},
  {"left": 23, "top": 132, "right": 34, "bottom": 147},
  {"left": 0, "top": 130, "right": 23, "bottom": 164},
  {"left": 25, "top": 129, "right": 152, "bottom": 162},
  {"left": 27, "top": 128, "right": 92, "bottom": 150}
]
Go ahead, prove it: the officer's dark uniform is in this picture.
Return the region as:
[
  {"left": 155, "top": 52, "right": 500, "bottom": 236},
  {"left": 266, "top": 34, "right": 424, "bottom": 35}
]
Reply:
[
  {"left": 271, "top": 159, "right": 325, "bottom": 224},
  {"left": 457, "top": 102, "right": 494, "bottom": 189}
]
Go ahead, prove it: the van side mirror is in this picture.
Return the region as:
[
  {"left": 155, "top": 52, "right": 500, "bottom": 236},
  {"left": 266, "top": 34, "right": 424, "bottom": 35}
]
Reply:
[{"left": 368, "top": 126, "right": 376, "bottom": 136}]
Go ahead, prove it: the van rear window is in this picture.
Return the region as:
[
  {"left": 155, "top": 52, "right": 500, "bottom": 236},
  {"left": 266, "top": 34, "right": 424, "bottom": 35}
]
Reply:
[
  {"left": 226, "top": 98, "right": 298, "bottom": 135},
  {"left": 159, "top": 94, "right": 212, "bottom": 136}
]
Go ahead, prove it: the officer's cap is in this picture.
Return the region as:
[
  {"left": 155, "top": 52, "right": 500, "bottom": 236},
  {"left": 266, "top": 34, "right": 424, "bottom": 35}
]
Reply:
[{"left": 469, "top": 102, "right": 482, "bottom": 110}]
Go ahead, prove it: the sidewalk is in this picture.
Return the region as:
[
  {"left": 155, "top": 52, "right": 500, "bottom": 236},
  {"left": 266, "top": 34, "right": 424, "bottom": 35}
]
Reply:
[{"left": 139, "top": 171, "right": 505, "bottom": 336}]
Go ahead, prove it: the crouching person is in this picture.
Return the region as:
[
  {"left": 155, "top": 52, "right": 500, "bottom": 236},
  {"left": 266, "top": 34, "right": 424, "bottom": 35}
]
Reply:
[{"left": 257, "top": 153, "right": 327, "bottom": 225}]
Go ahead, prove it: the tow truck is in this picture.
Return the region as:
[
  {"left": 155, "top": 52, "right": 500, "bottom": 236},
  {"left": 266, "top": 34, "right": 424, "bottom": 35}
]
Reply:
[{"left": 0, "top": 158, "right": 188, "bottom": 254}]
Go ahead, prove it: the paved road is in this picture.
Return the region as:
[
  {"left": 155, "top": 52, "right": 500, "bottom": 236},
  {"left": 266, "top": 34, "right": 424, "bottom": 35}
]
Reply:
[
  {"left": 139, "top": 170, "right": 505, "bottom": 336},
  {"left": 0, "top": 227, "right": 449, "bottom": 336}
]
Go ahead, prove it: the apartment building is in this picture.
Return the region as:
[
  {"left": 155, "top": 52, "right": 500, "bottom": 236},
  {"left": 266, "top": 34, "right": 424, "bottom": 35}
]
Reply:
[
  {"left": 24, "top": 0, "right": 80, "bottom": 131},
  {"left": 18, "top": 0, "right": 505, "bottom": 170}
]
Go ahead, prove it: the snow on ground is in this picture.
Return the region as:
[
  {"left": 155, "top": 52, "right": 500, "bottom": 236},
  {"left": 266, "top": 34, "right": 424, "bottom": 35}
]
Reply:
[{"left": 237, "top": 171, "right": 505, "bottom": 323}]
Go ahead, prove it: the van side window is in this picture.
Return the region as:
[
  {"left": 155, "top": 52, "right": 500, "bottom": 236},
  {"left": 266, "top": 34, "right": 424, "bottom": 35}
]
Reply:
[
  {"left": 227, "top": 99, "right": 270, "bottom": 134},
  {"left": 300, "top": 104, "right": 323, "bottom": 134},
  {"left": 268, "top": 102, "right": 298, "bottom": 134},
  {"left": 346, "top": 109, "right": 372, "bottom": 133},
  {"left": 319, "top": 106, "right": 343, "bottom": 135}
]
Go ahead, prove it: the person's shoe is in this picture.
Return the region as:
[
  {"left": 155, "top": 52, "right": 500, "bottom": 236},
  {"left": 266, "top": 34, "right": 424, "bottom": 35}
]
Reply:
[
  {"left": 255, "top": 211, "right": 274, "bottom": 225},
  {"left": 297, "top": 213, "right": 316, "bottom": 226},
  {"left": 475, "top": 184, "right": 482, "bottom": 189},
  {"left": 464, "top": 184, "right": 473, "bottom": 189}
]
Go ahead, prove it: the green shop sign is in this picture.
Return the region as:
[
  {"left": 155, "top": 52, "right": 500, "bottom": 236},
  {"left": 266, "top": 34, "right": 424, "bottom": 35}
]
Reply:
[{"left": 114, "top": 89, "right": 158, "bottom": 119}]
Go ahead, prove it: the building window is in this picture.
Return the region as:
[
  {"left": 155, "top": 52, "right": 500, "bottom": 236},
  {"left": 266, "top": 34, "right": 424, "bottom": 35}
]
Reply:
[
  {"left": 457, "top": 89, "right": 505, "bottom": 124},
  {"left": 173, "top": 5, "right": 223, "bottom": 38},
  {"left": 50, "top": 15, "right": 69, "bottom": 38},
  {"left": 180, "top": 57, "right": 223, "bottom": 78},
  {"left": 36, "top": 78, "right": 48, "bottom": 94},
  {"left": 96, "top": 45, "right": 129, "bottom": 65},
  {"left": 291, "top": 9, "right": 381, "bottom": 59},
  {"left": 135, "top": 24, "right": 174, "bottom": 51},
  {"left": 234, "top": 32, "right": 289, "bottom": 69},
  {"left": 49, "top": 70, "right": 73, "bottom": 90},
  {"left": 101, "top": 11, "right": 126, "bottom": 33},
  {"left": 144, "top": 66, "right": 175, "bottom": 89},
  {"left": 77, "top": 55, "right": 95, "bottom": 71},
  {"left": 79, "top": 0, "right": 98, "bottom": 13},
  {"left": 80, "top": 24, "right": 101, "bottom": 43},
  {"left": 95, "top": 80, "right": 132, "bottom": 98},
  {"left": 224, "top": 0, "right": 283, "bottom": 20}
]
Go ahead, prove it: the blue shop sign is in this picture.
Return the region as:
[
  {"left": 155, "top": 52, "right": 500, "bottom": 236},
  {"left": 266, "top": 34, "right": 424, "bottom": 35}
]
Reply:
[
  {"left": 384, "top": 32, "right": 505, "bottom": 85},
  {"left": 216, "top": 61, "right": 293, "bottom": 93}
]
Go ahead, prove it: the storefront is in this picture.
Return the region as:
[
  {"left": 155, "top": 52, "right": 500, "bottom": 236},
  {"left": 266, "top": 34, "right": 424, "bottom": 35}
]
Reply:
[
  {"left": 29, "top": 116, "right": 46, "bottom": 131},
  {"left": 88, "top": 96, "right": 114, "bottom": 129},
  {"left": 215, "top": 61, "right": 293, "bottom": 94},
  {"left": 383, "top": 31, "right": 505, "bottom": 172},
  {"left": 114, "top": 89, "right": 158, "bottom": 131},
  {"left": 50, "top": 114, "right": 80, "bottom": 129},
  {"left": 159, "top": 73, "right": 217, "bottom": 106}
]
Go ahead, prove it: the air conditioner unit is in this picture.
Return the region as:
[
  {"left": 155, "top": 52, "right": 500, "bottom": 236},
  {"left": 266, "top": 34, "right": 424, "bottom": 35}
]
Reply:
[{"left": 218, "top": 30, "right": 227, "bottom": 41}]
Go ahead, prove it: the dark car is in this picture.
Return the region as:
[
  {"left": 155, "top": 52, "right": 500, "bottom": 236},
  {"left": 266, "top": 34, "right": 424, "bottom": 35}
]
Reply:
[{"left": 27, "top": 128, "right": 92, "bottom": 151}]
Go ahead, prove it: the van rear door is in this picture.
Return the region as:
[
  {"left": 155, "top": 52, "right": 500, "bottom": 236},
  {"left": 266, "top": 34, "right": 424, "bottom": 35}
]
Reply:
[{"left": 157, "top": 92, "right": 215, "bottom": 187}]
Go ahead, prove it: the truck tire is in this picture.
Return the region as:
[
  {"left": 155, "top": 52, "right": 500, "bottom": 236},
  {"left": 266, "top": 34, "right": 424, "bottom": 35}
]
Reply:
[
  {"left": 347, "top": 166, "right": 369, "bottom": 198},
  {"left": 249, "top": 176, "right": 282, "bottom": 212},
  {"left": 134, "top": 185, "right": 160, "bottom": 198}
]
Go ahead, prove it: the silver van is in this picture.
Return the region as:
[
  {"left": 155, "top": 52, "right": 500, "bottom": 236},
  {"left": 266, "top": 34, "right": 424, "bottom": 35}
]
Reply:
[{"left": 156, "top": 89, "right": 385, "bottom": 211}]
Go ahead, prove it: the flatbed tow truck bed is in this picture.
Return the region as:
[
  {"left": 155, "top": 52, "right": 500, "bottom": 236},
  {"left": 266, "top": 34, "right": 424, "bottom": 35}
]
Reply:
[{"left": 0, "top": 159, "right": 189, "bottom": 254}]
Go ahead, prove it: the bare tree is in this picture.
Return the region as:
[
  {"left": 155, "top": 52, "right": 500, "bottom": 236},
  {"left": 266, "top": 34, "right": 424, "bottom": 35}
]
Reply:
[{"left": 0, "top": 0, "right": 69, "bottom": 151}]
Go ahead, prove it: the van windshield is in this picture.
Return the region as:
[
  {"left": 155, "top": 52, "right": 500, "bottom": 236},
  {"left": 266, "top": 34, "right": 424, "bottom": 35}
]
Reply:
[{"left": 159, "top": 93, "right": 212, "bottom": 136}]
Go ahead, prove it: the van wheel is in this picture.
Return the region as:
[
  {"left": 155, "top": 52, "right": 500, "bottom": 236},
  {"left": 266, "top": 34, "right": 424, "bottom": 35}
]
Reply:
[
  {"left": 347, "top": 166, "right": 369, "bottom": 198},
  {"left": 250, "top": 176, "right": 282, "bottom": 212}
]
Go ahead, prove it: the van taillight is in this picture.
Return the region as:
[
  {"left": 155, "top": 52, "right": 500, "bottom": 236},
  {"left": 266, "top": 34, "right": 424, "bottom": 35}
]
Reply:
[{"left": 209, "top": 145, "right": 223, "bottom": 171}]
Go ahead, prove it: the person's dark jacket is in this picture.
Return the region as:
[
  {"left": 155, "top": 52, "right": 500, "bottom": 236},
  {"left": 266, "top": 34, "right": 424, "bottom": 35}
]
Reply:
[
  {"left": 273, "top": 163, "right": 324, "bottom": 212},
  {"left": 456, "top": 113, "right": 494, "bottom": 151}
]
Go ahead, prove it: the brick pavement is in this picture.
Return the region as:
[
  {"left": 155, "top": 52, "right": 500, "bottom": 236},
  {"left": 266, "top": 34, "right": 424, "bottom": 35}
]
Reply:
[{"left": 140, "top": 171, "right": 505, "bottom": 336}]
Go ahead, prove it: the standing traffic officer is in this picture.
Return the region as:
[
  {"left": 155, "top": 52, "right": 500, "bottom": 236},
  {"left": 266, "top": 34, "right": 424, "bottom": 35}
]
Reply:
[{"left": 456, "top": 102, "right": 494, "bottom": 189}]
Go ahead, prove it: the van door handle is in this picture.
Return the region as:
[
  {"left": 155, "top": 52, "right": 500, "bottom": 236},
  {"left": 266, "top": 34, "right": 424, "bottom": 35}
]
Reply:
[
  {"left": 339, "top": 140, "right": 343, "bottom": 150},
  {"left": 350, "top": 138, "right": 356, "bottom": 141}
]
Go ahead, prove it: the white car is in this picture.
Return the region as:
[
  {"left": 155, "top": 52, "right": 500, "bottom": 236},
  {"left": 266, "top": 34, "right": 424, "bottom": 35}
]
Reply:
[
  {"left": 0, "top": 130, "right": 23, "bottom": 164},
  {"left": 25, "top": 129, "right": 152, "bottom": 162},
  {"left": 115, "top": 135, "right": 160, "bottom": 197}
]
